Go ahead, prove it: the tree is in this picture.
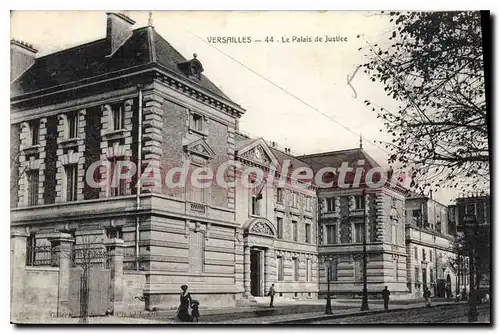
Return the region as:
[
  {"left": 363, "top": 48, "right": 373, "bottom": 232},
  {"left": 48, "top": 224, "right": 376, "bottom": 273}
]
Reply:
[{"left": 359, "top": 11, "right": 489, "bottom": 192}]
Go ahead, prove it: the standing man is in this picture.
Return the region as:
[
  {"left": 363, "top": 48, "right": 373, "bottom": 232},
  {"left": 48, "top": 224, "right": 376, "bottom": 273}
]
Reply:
[
  {"left": 268, "top": 283, "right": 276, "bottom": 308},
  {"left": 424, "top": 286, "right": 432, "bottom": 307},
  {"left": 382, "top": 286, "right": 391, "bottom": 311}
]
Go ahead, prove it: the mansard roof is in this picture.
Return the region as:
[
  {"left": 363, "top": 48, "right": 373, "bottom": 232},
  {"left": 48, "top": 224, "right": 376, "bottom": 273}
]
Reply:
[
  {"left": 11, "top": 26, "right": 233, "bottom": 103},
  {"left": 299, "top": 147, "right": 381, "bottom": 172}
]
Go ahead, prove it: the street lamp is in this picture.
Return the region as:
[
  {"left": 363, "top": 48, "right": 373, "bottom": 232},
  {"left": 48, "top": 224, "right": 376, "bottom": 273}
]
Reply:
[
  {"left": 324, "top": 256, "right": 333, "bottom": 314},
  {"left": 360, "top": 188, "right": 369, "bottom": 311},
  {"left": 461, "top": 215, "right": 478, "bottom": 322}
]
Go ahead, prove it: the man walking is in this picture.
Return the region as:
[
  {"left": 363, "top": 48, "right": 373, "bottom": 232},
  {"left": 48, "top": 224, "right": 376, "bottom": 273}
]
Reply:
[
  {"left": 268, "top": 284, "right": 276, "bottom": 308},
  {"left": 382, "top": 286, "right": 390, "bottom": 310}
]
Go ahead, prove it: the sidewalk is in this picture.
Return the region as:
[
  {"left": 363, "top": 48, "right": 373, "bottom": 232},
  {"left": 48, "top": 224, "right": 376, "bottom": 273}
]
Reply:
[{"left": 210, "top": 300, "right": 468, "bottom": 324}]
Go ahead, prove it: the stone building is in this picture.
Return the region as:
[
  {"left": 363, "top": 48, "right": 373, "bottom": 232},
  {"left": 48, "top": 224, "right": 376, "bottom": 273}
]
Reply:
[
  {"left": 10, "top": 13, "right": 319, "bottom": 320},
  {"left": 300, "top": 148, "right": 408, "bottom": 298},
  {"left": 454, "top": 194, "right": 491, "bottom": 295},
  {"left": 405, "top": 192, "right": 459, "bottom": 298},
  {"left": 234, "top": 134, "right": 319, "bottom": 300}
]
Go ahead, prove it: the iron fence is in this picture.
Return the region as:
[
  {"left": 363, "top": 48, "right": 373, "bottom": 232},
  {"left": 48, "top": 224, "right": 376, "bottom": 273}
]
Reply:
[
  {"left": 26, "top": 244, "right": 57, "bottom": 267},
  {"left": 71, "top": 246, "right": 111, "bottom": 269}
]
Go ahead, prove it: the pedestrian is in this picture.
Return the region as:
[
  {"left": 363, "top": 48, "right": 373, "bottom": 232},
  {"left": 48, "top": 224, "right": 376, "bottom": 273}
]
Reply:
[
  {"left": 268, "top": 283, "right": 276, "bottom": 308},
  {"left": 190, "top": 299, "right": 200, "bottom": 322},
  {"left": 382, "top": 286, "right": 390, "bottom": 310},
  {"left": 177, "top": 284, "right": 193, "bottom": 322},
  {"left": 424, "top": 286, "right": 432, "bottom": 307}
]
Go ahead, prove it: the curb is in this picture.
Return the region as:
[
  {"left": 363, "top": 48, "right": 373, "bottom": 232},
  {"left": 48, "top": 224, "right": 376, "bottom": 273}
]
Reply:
[{"left": 270, "top": 302, "right": 467, "bottom": 324}]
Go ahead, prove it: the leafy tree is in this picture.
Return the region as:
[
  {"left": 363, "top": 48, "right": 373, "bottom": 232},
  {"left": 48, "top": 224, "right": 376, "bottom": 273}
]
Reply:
[{"left": 359, "top": 11, "right": 489, "bottom": 192}]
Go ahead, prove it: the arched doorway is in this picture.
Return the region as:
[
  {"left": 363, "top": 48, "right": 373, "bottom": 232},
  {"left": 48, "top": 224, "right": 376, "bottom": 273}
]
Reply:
[{"left": 242, "top": 218, "right": 276, "bottom": 297}]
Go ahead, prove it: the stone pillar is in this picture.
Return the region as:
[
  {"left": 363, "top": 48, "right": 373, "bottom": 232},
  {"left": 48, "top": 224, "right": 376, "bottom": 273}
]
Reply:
[
  {"left": 264, "top": 248, "right": 276, "bottom": 295},
  {"left": 141, "top": 94, "right": 164, "bottom": 194},
  {"left": 243, "top": 246, "right": 251, "bottom": 296},
  {"left": 11, "top": 230, "right": 28, "bottom": 323},
  {"left": 48, "top": 232, "right": 74, "bottom": 316},
  {"left": 234, "top": 229, "right": 244, "bottom": 295},
  {"left": 105, "top": 238, "right": 125, "bottom": 306}
]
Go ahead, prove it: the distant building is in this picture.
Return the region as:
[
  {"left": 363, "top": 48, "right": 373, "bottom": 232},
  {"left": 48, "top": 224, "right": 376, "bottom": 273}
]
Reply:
[
  {"left": 455, "top": 194, "right": 491, "bottom": 294},
  {"left": 301, "top": 148, "right": 408, "bottom": 298},
  {"left": 404, "top": 193, "right": 460, "bottom": 298}
]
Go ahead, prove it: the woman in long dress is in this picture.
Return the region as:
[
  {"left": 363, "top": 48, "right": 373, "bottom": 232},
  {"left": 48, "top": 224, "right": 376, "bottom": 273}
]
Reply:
[{"left": 177, "top": 285, "right": 193, "bottom": 322}]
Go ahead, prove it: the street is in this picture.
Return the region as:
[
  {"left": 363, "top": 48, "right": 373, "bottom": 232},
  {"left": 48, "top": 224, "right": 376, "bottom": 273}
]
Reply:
[{"left": 309, "top": 303, "right": 491, "bottom": 324}]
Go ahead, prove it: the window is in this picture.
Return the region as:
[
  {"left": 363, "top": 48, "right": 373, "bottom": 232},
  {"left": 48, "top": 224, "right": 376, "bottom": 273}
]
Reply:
[
  {"left": 67, "top": 112, "right": 78, "bottom": 139},
  {"left": 414, "top": 246, "right": 418, "bottom": 260},
  {"left": 325, "top": 225, "right": 337, "bottom": 244},
  {"left": 292, "top": 192, "right": 298, "bottom": 208},
  {"left": 27, "top": 170, "right": 39, "bottom": 206},
  {"left": 430, "top": 268, "right": 434, "bottom": 283},
  {"left": 251, "top": 194, "right": 263, "bottom": 216},
  {"left": 392, "top": 225, "right": 397, "bottom": 245},
  {"left": 412, "top": 209, "right": 422, "bottom": 226},
  {"left": 112, "top": 104, "right": 124, "bottom": 130},
  {"left": 306, "top": 259, "right": 312, "bottom": 282},
  {"left": 190, "top": 113, "right": 203, "bottom": 132},
  {"left": 354, "top": 257, "right": 364, "bottom": 282},
  {"left": 305, "top": 196, "right": 312, "bottom": 211},
  {"left": 30, "top": 120, "right": 39, "bottom": 146},
  {"left": 106, "top": 227, "right": 123, "bottom": 239},
  {"left": 109, "top": 158, "right": 127, "bottom": 197},
  {"left": 189, "top": 230, "right": 204, "bottom": 273},
  {"left": 430, "top": 250, "right": 433, "bottom": 262},
  {"left": 326, "top": 197, "right": 336, "bottom": 212},
  {"left": 276, "top": 217, "right": 283, "bottom": 239},
  {"left": 354, "top": 195, "right": 364, "bottom": 210},
  {"left": 26, "top": 233, "right": 37, "bottom": 266},
  {"left": 292, "top": 220, "right": 298, "bottom": 241},
  {"left": 276, "top": 188, "right": 284, "bottom": 204},
  {"left": 328, "top": 258, "right": 338, "bottom": 281},
  {"left": 65, "top": 164, "right": 78, "bottom": 202},
  {"left": 466, "top": 203, "right": 476, "bottom": 216},
  {"left": 394, "top": 258, "right": 399, "bottom": 281},
  {"left": 305, "top": 223, "right": 311, "bottom": 243},
  {"left": 293, "top": 258, "right": 299, "bottom": 281},
  {"left": 422, "top": 249, "right": 426, "bottom": 261},
  {"left": 415, "top": 267, "right": 420, "bottom": 284},
  {"left": 353, "top": 223, "right": 363, "bottom": 243},
  {"left": 277, "top": 256, "right": 284, "bottom": 281}
]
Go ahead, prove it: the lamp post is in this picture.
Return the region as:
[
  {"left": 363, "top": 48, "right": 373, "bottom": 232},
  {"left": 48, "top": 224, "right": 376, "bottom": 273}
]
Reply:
[
  {"left": 360, "top": 188, "right": 369, "bottom": 311},
  {"left": 325, "top": 256, "right": 333, "bottom": 314},
  {"left": 462, "top": 215, "right": 478, "bottom": 322}
]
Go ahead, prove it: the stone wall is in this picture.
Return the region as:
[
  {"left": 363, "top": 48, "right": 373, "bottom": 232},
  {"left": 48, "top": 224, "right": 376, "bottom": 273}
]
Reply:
[{"left": 21, "top": 268, "right": 60, "bottom": 321}]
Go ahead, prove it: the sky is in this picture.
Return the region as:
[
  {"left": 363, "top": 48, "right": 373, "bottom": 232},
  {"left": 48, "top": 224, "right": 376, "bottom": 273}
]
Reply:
[{"left": 10, "top": 10, "right": 461, "bottom": 204}]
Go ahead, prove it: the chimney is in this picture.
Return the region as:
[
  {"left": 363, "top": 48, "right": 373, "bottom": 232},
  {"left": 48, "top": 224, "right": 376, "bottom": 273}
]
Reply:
[
  {"left": 10, "top": 39, "right": 38, "bottom": 81},
  {"left": 106, "top": 12, "right": 135, "bottom": 55},
  {"left": 429, "top": 189, "right": 433, "bottom": 200}
]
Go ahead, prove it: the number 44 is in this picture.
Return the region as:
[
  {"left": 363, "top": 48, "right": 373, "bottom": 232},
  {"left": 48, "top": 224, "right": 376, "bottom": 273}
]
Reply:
[{"left": 265, "top": 36, "right": 274, "bottom": 43}]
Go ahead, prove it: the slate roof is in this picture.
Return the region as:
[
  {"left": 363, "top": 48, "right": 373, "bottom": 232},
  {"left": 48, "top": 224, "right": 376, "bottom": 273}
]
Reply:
[
  {"left": 11, "top": 26, "right": 233, "bottom": 102},
  {"left": 299, "top": 148, "right": 381, "bottom": 172},
  {"left": 269, "top": 147, "right": 311, "bottom": 170}
]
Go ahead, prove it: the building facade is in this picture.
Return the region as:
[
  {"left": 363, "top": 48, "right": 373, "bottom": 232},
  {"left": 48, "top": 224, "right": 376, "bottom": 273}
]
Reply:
[
  {"left": 405, "top": 193, "right": 459, "bottom": 298},
  {"left": 10, "top": 13, "right": 319, "bottom": 318},
  {"left": 301, "top": 148, "right": 408, "bottom": 298}
]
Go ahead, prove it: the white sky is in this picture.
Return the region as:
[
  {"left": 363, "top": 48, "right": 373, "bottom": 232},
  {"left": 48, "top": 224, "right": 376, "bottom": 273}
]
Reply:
[{"left": 10, "top": 10, "right": 463, "bottom": 204}]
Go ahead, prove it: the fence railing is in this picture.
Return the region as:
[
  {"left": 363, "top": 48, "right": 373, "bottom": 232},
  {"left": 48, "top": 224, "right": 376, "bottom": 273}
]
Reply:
[
  {"left": 26, "top": 245, "right": 57, "bottom": 267},
  {"left": 71, "top": 246, "right": 111, "bottom": 269}
]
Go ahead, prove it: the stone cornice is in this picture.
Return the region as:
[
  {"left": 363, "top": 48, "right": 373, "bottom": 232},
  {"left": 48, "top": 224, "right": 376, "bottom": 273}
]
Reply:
[
  {"left": 11, "top": 65, "right": 245, "bottom": 121},
  {"left": 152, "top": 69, "right": 245, "bottom": 118}
]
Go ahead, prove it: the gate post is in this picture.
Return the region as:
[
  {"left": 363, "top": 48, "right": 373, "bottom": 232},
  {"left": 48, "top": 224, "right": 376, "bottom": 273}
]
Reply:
[
  {"left": 105, "top": 238, "right": 125, "bottom": 307},
  {"left": 11, "top": 229, "right": 28, "bottom": 323},
  {"left": 48, "top": 232, "right": 74, "bottom": 316}
]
